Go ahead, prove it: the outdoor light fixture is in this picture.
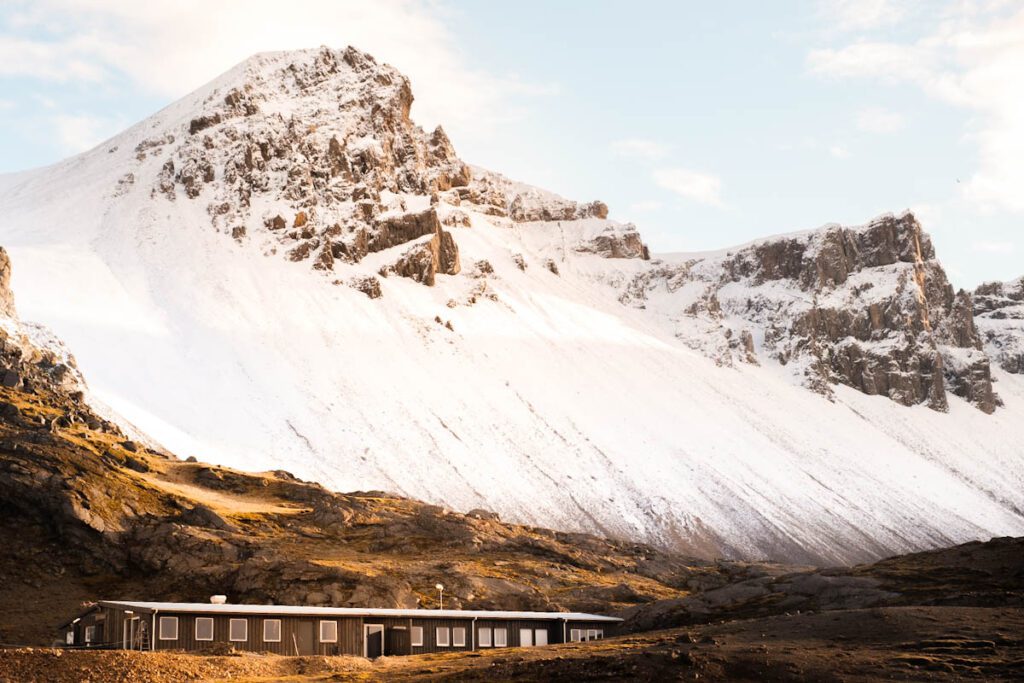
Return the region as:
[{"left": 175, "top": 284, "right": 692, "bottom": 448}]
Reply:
[{"left": 435, "top": 583, "right": 444, "bottom": 610}]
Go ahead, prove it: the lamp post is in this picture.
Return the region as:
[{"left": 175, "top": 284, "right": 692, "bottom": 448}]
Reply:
[{"left": 435, "top": 583, "right": 444, "bottom": 610}]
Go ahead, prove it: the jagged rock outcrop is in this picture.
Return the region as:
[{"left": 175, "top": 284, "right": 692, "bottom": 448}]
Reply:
[
  {"left": 618, "top": 213, "right": 998, "bottom": 412},
  {"left": 380, "top": 224, "right": 461, "bottom": 286},
  {"left": 0, "top": 248, "right": 86, "bottom": 398},
  {"left": 468, "top": 167, "right": 608, "bottom": 223},
  {"left": 137, "top": 46, "right": 471, "bottom": 283},
  {"left": 973, "top": 277, "right": 1024, "bottom": 374},
  {"left": 575, "top": 224, "right": 649, "bottom": 259}
]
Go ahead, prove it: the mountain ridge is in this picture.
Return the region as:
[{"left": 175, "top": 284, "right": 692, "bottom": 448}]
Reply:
[{"left": 0, "top": 46, "right": 1022, "bottom": 564}]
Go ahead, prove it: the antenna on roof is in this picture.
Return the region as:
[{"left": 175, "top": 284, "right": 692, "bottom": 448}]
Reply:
[{"left": 210, "top": 595, "right": 227, "bottom": 604}]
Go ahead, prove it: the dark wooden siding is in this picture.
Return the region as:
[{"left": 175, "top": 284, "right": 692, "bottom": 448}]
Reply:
[
  {"left": 474, "top": 619, "right": 560, "bottom": 648},
  {"left": 100, "top": 609, "right": 361, "bottom": 655},
  {"left": 565, "top": 619, "right": 611, "bottom": 642},
  {"left": 406, "top": 617, "right": 476, "bottom": 654},
  {"left": 91, "top": 608, "right": 615, "bottom": 656}
]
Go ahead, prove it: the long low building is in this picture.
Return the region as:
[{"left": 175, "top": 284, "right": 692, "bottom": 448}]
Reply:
[{"left": 60, "top": 600, "right": 623, "bottom": 657}]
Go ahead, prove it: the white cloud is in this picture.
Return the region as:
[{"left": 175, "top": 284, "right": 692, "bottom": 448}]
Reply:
[
  {"left": 829, "top": 144, "right": 851, "bottom": 159},
  {"left": 0, "top": 99, "right": 14, "bottom": 110},
  {"left": 652, "top": 168, "right": 724, "bottom": 207},
  {"left": 808, "top": 4, "right": 1024, "bottom": 212},
  {"left": 610, "top": 138, "right": 669, "bottom": 160},
  {"left": 0, "top": 0, "right": 553, "bottom": 140},
  {"left": 51, "top": 114, "right": 120, "bottom": 153},
  {"left": 856, "top": 106, "right": 907, "bottom": 133},
  {"left": 971, "top": 240, "right": 1014, "bottom": 254}
]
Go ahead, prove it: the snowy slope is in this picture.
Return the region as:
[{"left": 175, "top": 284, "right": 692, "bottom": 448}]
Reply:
[{"left": 0, "top": 48, "right": 1022, "bottom": 565}]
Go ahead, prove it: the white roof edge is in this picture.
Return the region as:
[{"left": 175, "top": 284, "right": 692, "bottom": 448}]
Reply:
[{"left": 97, "top": 601, "right": 622, "bottom": 622}]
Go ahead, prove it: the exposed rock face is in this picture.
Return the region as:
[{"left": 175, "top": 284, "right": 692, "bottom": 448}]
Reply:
[
  {"left": 468, "top": 168, "right": 609, "bottom": 223},
  {"left": 973, "top": 277, "right": 1024, "bottom": 374},
  {"left": 0, "top": 248, "right": 14, "bottom": 318},
  {"left": 619, "top": 213, "right": 998, "bottom": 412},
  {"left": 0, "top": 247, "right": 85, "bottom": 397},
  {"left": 576, "top": 224, "right": 648, "bottom": 259},
  {"left": 381, "top": 225, "right": 461, "bottom": 286},
  {"left": 141, "top": 46, "right": 471, "bottom": 284}
]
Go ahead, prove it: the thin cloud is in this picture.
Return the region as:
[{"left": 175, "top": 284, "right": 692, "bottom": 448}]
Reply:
[
  {"left": 829, "top": 144, "right": 851, "bottom": 159},
  {"left": 630, "top": 200, "right": 664, "bottom": 212},
  {"left": 652, "top": 168, "right": 724, "bottom": 207},
  {"left": 610, "top": 138, "right": 669, "bottom": 160},
  {"left": 819, "top": 0, "right": 912, "bottom": 32},
  {"left": 808, "top": 4, "right": 1024, "bottom": 213},
  {"left": 0, "top": 1, "right": 555, "bottom": 142},
  {"left": 971, "top": 240, "right": 1014, "bottom": 254},
  {"left": 856, "top": 107, "right": 906, "bottom": 133}
]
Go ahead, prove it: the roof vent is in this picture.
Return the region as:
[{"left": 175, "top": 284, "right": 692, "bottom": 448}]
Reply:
[{"left": 210, "top": 595, "right": 227, "bottom": 604}]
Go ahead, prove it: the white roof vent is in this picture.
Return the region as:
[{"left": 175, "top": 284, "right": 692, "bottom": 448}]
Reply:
[{"left": 210, "top": 595, "right": 227, "bottom": 604}]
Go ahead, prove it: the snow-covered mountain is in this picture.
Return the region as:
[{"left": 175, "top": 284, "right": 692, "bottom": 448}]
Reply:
[{"left": 1, "top": 46, "right": 1022, "bottom": 565}]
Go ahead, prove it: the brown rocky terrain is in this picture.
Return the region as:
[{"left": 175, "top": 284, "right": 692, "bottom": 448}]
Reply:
[{"left": 3, "top": 557, "right": 1022, "bottom": 681}]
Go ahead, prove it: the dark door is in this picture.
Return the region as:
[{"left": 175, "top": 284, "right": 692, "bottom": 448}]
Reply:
[
  {"left": 295, "top": 621, "right": 315, "bottom": 655},
  {"left": 366, "top": 625, "right": 384, "bottom": 658},
  {"left": 385, "top": 627, "right": 410, "bottom": 656}
]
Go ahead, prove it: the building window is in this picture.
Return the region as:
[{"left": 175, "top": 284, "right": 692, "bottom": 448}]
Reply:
[
  {"left": 436, "top": 627, "right": 450, "bottom": 647},
  {"left": 229, "top": 619, "right": 248, "bottom": 642},
  {"left": 535, "top": 629, "right": 548, "bottom": 646},
  {"left": 195, "top": 618, "right": 214, "bottom": 641},
  {"left": 519, "top": 628, "right": 534, "bottom": 647},
  {"left": 411, "top": 626, "right": 423, "bottom": 646},
  {"left": 452, "top": 627, "right": 466, "bottom": 647},
  {"left": 478, "top": 627, "right": 492, "bottom": 647},
  {"left": 84, "top": 625, "right": 96, "bottom": 644},
  {"left": 158, "top": 616, "right": 178, "bottom": 641},
  {"left": 588, "top": 629, "right": 603, "bottom": 640},
  {"left": 319, "top": 620, "right": 338, "bottom": 643},
  {"left": 494, "top": 628, "right": 507, "bottom": 647},
  {"left": 263, "top": 619, "right": 281, "bottom": 642}
]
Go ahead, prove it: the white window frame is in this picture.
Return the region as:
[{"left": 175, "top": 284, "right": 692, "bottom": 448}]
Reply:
[
  {"left": 587, "top": 629, "right": 602, "bottom": 641},
  {"left": 519, "top": 628, "right": 533, "bottom": 647},
  {"left": 535, "top": 629, "right": 548, "bottom": 646},
  {"left": 478, "top": 627, "right": 492, "bottom": 647},
  {"left": 84, "top": 625, "right": 96, "bottom": 644},
  {"left": 570, "top": 628, "right": 581, "bottom": 642},
  {"left": 410, "top": 626, "right": 423, "bottom": 647},
  {"left": 263, "top": 619, "right": 282, "bottom": 642},
  {"left": 319, "top": 620, "right": 338, "bottom": 643},
  {"left": 229, "top": 618, "right": 248, "bottom": 642},
  {"left": 195, "top": 617, "right": 214, "bottom": 641},
  {"left": 494, "top": 628, "right": 507, "bottom": 647},
  {"left": 158, "top": 616, "right": 179, "bottom": 641},
  {"left": 452, "top": 627, "right": 466, "bottom": 647},
  {"left": 436, "top": 626, "right": 450, "bottom": 647}
]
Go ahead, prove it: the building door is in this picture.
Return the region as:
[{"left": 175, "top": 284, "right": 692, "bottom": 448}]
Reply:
[
  {"left": 385, "top": 626, "right": 409, "bottom": 656},
  {"left": 364, "top": 624, "right": 384, "bottom": 658},
  {"left": 295, "top": 621, "right": 315, "bottom": 655},
  {"left": 122, "top": 617, "right": 140, "bottom": 649}
]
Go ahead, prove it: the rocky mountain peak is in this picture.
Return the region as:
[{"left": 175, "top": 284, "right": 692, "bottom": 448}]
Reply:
[{"left": 618, "top": 212, "right": 1000, "bottom": 413}]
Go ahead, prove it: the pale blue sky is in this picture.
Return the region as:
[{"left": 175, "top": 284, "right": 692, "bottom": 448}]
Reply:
[{"left": 1, "top": 1, "right": 1021, "bottom": 287}]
